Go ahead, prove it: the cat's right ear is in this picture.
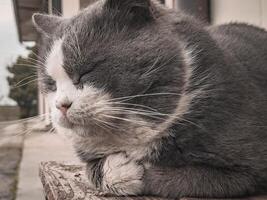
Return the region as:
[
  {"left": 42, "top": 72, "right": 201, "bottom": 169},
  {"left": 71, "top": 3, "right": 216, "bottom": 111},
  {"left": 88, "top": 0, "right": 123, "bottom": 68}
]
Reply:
[{"left": 32, "top": 13, "right": 63, "bottom": 36}]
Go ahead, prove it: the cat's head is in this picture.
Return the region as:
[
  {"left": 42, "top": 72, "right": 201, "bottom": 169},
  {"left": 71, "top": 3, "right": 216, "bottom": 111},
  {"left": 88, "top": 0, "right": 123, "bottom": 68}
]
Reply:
[{"left": 32, "top": 0, "right": 191, "bottom": 139}]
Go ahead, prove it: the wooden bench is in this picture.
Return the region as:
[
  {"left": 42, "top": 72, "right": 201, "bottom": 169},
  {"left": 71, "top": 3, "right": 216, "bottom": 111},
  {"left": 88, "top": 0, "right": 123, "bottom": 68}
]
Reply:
[{"left": 39, "top": 162, "right": 267, "bottom": 200}]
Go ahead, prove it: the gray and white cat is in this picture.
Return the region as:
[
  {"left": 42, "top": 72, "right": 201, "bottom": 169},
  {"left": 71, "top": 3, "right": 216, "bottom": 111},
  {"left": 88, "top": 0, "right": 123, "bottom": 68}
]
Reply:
[{"left": 32, "top": 0, "right": 267, "bottom": 198}]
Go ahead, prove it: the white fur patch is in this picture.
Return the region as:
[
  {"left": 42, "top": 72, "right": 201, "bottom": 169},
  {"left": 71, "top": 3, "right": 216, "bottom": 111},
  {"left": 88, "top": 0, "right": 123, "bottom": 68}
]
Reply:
[
  {"left": 102, "top": 153, "right": 144, "bottom": 195},
  {"left": 46, "top": 39, "right": 64, "bottom": 79},
  {"left": 45, "top": 38, "right": 116, "bottom": 136},
  {"left": 45, "top": 39, "right": 76, "bottom": 129},
  {"left": 46, "top": 39, "right": 78, "bottom": 105}
]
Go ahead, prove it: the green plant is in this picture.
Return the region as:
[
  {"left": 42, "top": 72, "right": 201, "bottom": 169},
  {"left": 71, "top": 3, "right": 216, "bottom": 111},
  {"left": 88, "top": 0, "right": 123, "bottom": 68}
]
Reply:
[{"left": 7, "top": 46, "right": 38, "bottom": 118}]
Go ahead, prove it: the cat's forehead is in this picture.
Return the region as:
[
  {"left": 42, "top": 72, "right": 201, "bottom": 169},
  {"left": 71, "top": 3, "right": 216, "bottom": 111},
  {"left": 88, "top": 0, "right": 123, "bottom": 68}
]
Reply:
[
  {"left": 46, "top": 36, "right": 82, "bottom": 77},
  {"left": 45, "top": 0, "right": 165, "bottom": 79},
  {"left": 46, "top": 39, "right": 65, "bottom": 80}
]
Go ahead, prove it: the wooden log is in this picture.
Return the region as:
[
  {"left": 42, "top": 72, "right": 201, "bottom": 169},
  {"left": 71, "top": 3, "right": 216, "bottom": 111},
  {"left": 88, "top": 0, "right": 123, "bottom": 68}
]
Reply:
[
  {"left": 39, "top": 162, "right": 267, "bottom": 200},
  {"left": 39, "top": 162, "right": 170, "bottom": 200}
]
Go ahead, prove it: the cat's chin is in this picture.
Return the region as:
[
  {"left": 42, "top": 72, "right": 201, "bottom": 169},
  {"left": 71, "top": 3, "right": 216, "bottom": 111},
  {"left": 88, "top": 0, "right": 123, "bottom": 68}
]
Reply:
[
  {"left": 55, "top": 116, "right": 74, "bottom": 129},
  {"left": 57, "top": 117, "right": 97, "bottom": 134}
]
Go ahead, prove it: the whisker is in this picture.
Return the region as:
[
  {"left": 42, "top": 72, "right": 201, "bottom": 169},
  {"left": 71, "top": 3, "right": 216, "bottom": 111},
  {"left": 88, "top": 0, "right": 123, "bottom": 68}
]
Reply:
[
  {"left": 105, "top": 102, "right": 158, "bottom": 112},
  {"left": 13, "top": 65, "right": 41, "bottom": 71},
  {"left": 0, "top": 114, "right": 48, "bottom": 126},
  {"left": 30, "top": 51, "right": 46, "bottom": 63},
  {"left": 101, "top": 114, "right": 150, "bottom": 127},
  {"left": 23, "top": 57, "right": 46, "bottom": 67},
  {"left": 11, "top": 78, "right": 44, "bottom": 89},
  {"left": 92, "top": 118, "right": 117, "bottom": 133},
  {"left": 14, "top": 63, "right": 43, "bottom": 70},
  {"left": 102, "top": 106, "right": 204, "bottom": 131},
  {"left": 26, "top": 57, "right": 46, "bottom": 68},
  {"left": 104, "top": 110, "right": 166, "bottom": 121},
  {"left": 108, "top": 93, "right": 181, "bottom": 102},
  {"left": 102, "top": 107, "right": 166, "bottom": 118},
  {"left": 176, "top": 117, "right": 204, "bottom": 130},
  {"left": 0, "top": 114, "right": 50, "bottom": 138},
  {"left": 91, "top": 119, "right": 110, "bottom": 133},
  {"left": 141, "top": 55, "right": 177, "bottom": 78},
  {"left": 141, "top": 56, "right": 161, "bottom": 78},
  {"left": 73, "top": 29, "right": 82, "bottom": 59},
  {"left": 17, "top": 121, "right": 45, "bottom": 136},
  {"left": 13, "top": 75, "right": 38, "bottom": 87},
  {"left": 93, "top": 117, "right": 130, "bottom": 133}
]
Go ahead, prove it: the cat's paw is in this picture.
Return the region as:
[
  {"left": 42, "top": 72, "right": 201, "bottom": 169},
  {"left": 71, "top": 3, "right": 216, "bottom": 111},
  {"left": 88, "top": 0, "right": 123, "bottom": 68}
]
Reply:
[
  {"left": 102, "top": 153, "right": 144, "bottom": 196},
  {"left": 86, "top": 159, "right": 106, "bottom": 191}
]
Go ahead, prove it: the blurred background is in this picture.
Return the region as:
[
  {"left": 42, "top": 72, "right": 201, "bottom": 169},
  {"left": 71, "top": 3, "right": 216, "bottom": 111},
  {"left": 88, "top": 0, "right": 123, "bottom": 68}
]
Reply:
[{"left": 0, "top": 0, "right": 266, "bottom": 199}]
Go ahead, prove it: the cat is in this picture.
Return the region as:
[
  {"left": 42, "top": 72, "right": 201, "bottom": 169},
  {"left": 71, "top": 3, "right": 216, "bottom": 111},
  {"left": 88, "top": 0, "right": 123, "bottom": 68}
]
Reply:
[{"left": 32, "top": 0, "right": 267, "bottom": 198}]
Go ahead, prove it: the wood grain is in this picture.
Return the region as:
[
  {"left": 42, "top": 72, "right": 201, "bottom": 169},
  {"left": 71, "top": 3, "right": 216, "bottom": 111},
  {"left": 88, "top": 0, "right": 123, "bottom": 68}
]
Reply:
[
  {"left": 39, "top": 162, "right": 170, "bottom": 200},
  {"left": 39, "top": 162, "right": 267, "bottom": 200}
]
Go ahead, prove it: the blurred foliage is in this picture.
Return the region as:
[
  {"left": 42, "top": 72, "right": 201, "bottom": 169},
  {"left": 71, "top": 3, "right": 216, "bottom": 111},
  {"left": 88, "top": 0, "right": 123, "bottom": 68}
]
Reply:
[{"left": 7, "top": 46, "right": 38, "bottom": 118}]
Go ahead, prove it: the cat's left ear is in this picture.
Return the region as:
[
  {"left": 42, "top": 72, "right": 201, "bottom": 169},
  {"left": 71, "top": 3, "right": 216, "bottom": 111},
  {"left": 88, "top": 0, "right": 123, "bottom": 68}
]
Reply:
[
  {"left": 104, "top": 0, "right": 155, "bottom": 24},
  {"left": 32, "top": 13, "right": 64, "bottom": 36}
]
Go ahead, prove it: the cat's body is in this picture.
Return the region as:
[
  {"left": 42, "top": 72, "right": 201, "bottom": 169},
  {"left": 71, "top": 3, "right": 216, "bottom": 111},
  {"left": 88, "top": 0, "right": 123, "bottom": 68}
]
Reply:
[{"left": 33, "top": 0, "right": 267, "bottom": 198}]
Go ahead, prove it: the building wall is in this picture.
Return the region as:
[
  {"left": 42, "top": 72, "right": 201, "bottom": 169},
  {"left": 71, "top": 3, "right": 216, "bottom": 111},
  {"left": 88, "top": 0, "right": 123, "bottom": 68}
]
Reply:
[
  {"left": 211, "top": 0, "right": 267, "bottom": 29},
  {"left": 80, "top": 0, "right": 98, "bottom": 9},
  {"left": 62, "top": 0, "right": 80, "bottom": 17},
  {"left": 166, "top": 0, "right": 209, "bottom": 22},
  {"left": 165, "top": 0, "right": 177, "bottom": 9},
  {"left": 61, "top": 0, "right": 97, "bottom": 16},
  {"left": 167, "top": 0, "right": 267, "bottom": 28}
]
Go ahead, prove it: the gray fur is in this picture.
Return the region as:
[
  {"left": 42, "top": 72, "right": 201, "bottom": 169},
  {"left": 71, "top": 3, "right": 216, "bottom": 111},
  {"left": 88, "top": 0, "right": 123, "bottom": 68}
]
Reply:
[
  {"left": 32, "top": 13, "right": 65, "bottom": 36},
  {"left": 33, "top": 0, "right": 267, "bottom": 198}
]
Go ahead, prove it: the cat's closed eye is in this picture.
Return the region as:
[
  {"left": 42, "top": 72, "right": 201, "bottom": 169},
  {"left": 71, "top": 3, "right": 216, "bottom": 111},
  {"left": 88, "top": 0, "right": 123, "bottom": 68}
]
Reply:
[
  {"left": 77, "top": 59, "right": 107, "bottom": 84},
  {"left": 71, "top": 70, "right": 93, "bottom": 90},
  {"left": 77, "top": 65, "right": 97, "bottom": 85},
  {"left": 44, "top": 76, "right": 57, "bottom": 92}
]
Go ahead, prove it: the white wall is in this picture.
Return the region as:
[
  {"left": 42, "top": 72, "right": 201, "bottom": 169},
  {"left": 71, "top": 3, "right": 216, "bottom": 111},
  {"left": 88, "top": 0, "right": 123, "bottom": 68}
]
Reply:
[
  {"left": 62, "top": 0, "right": 80, "bottom": 17},
  {"left": 262, "top": 0, "right": 267, "bottom": 28},
  {"left": 165, "top": 0, "right": 175, "bottom": 9},
  {"left": 211, "top": 0, "right": 267, "bottom": 29}
]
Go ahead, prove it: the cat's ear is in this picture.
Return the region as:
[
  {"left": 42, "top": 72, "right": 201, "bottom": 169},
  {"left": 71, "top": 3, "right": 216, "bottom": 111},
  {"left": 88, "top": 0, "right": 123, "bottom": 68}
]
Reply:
[
  {"left": 104, "top": 0, "right": 155, "bottom": 24},
  {"left": 32, "top": 13, "right": 63, "bottom": 36}
]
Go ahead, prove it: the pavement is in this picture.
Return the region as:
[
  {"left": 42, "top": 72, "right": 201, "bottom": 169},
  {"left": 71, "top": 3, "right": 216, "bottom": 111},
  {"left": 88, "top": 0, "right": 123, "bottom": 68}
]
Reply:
[
  {"left": 0, "top": 123, "right": 24, "bottom": 200},
  {"left": 16, "top": 124, "right": 80, "bottom": 200}
]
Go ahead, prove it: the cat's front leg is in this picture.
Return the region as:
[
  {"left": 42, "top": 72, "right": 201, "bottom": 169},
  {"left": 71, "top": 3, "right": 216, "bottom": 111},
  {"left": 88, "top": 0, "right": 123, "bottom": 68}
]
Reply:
[
  {"left": 86, "top": 153, "right": 144, "bottom": 196},
  {"left": 86, "top": 158, "right": 106, "bottom": 191}
]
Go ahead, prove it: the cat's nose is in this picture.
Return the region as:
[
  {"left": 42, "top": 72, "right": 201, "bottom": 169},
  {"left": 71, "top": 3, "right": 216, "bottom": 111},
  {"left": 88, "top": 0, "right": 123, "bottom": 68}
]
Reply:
[{"left": 56, "top": 101, "right": 72, "bottom": 115}]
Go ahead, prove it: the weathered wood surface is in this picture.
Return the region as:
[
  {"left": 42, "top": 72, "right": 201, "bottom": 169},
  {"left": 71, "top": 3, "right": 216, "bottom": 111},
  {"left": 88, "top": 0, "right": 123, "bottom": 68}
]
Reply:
[
  {"left": 39, "top": 162, "right": 169, "bottom": 200},
  {"left": 39, "top": 162, "right": 267, "bottom": 200}
]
